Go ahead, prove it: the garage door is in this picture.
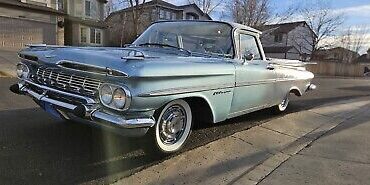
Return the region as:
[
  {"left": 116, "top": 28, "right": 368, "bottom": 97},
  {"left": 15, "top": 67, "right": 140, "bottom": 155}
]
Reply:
[{"left": 0, "top": 16, "right": 56, "bottom": 51}]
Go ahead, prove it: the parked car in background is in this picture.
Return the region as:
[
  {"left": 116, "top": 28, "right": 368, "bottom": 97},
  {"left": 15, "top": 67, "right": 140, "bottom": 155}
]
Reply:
[{"left": 10, "top": 20, "right": 315, "bottom": 154}]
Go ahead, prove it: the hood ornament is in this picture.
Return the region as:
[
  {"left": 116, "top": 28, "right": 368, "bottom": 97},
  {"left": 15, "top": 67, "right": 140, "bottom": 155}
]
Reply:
[{"left": 121, "top": 49, "right": 145, "bottom": 60}]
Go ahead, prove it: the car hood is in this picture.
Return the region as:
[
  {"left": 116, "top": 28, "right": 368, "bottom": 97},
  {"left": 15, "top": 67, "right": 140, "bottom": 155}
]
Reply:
[{"left": 19, "top": 47, "right": 235, "bottom": 78}]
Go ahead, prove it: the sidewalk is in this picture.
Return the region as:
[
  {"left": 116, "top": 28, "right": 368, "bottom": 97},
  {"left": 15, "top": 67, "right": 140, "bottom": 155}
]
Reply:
[
  {"left": 0, "top": 50, "right": 18, "bottom": 77},
  {"left": 113, "top": 97, "right": 370, "bottom": 185}
]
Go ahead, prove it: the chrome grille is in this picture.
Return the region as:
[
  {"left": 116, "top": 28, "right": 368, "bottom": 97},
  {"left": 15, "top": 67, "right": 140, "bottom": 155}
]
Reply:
[{"left": 35, "top": 67, "right": 102, "bottom": 97}]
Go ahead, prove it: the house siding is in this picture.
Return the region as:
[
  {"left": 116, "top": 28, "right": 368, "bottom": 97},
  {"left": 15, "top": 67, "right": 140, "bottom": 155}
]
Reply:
[
  {"left": 105, "top": 2, "right": 211, "bottom": 47},
  {"left": 63, "top": 0, "right": 107, "bottom": 46},
  {"left": 0, "top": 4, "right": 63, "bottom": 51},
  {"left": 259, "top": 22, "right": 315, "bottom": 61}
]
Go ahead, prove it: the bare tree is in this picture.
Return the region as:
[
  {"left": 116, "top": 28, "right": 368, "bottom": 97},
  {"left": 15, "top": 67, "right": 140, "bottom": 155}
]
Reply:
[
  {"left": 105, "top": 0, "right": 114, "bottom": 18},
  {"left": 122, "top": 0, "right": 147, "bottom": 39},
  {"left": 301, "top": 1, "right": 344, "bottom": 56},
  {"left": 106, "top": 0, "right": 149, "bottom": 46},
  {"left": 272, "top": 4, "right": 301, "bottom": 24},
  {"left": 187, "top": 0, "right": 224, "bottom": 14},
  {"left": 230, "top": 0, "right": 271, "bottom": 27},
  {"left": 339, "top": 26, "right": 369, "bottom": 54}
]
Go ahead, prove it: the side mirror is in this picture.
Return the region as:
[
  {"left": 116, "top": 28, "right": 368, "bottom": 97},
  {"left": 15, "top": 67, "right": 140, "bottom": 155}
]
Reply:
[{"left": 243, "top": 53, "right": 254, "bottom": 61}]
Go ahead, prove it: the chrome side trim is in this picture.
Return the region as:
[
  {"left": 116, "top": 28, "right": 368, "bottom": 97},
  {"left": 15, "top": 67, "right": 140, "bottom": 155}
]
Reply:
[
  {"left": 138, "top": 83, "right": 235, "bottom": 97},
  {"left": 139, "top": 78, "right": 304, "bottom": 97},
  {"left": 236, "top": 79, "right": 276, "bottom": 87},
  {"left": 236, "top": 78, "right": 299, "bottom": 87},
  {"left": 23, "top": 79, "right": 96, "bottom": 104}
]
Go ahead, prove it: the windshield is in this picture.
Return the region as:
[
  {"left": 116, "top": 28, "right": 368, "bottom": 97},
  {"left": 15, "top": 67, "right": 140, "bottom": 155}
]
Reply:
[{"left": 133, "top": 21, "right": 234, "bottom": 58}]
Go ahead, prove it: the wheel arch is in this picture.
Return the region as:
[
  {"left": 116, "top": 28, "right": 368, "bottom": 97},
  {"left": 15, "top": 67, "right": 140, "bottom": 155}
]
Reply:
[
  {"left": 154, "top": 95, "right": 216, "bottom": 125},
  {"left": 289, "top": 86, "right": 303, "bottom": 97}
]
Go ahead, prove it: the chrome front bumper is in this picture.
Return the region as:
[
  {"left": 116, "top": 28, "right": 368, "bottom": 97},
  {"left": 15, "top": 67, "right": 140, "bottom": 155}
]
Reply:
[{"left": 13, "top": 80, "right": 156, "bottom": 136}]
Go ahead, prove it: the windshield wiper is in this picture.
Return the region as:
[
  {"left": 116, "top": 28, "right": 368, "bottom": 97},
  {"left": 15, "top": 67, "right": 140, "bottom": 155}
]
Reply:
[{"left": 138, "top": 43, "right": 192, "bottom": 56}]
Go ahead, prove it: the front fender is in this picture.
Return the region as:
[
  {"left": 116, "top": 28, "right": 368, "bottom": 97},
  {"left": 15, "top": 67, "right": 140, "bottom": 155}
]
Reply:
[{"left": 131, "top": 87, "right": 234, "bottom": 123}]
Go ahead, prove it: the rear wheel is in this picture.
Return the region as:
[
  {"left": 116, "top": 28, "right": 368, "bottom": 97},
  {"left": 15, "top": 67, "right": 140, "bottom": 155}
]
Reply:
[
  {"left": 143, "top": 99, "right": 193, "bottom": 154},
  {"left": 273, "top": 93, "right": 290, "bottom": 113}
]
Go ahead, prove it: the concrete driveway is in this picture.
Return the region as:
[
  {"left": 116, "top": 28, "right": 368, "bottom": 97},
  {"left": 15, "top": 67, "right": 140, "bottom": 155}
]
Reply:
[{"left": 0, "top": 50, "right": 18, "bottom": 77}]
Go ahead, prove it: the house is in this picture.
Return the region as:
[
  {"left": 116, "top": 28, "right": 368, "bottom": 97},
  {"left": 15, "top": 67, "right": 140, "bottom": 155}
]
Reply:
[
  {"left": 105, "top": 0, "right": 212, "bottom": 46},
  {"left": 257, "top": 21, "right": 317, "bottom": 61},
  {"left": 353, "top": 48, "right": 370, "bottom": 64},
  {"left": 263, "top": 46, "right": 301, "bottom": 60},
  {"left": 0, "top": 0, "right": 64, "bottom": 51},
  {"left": 61, "top": 0, "right": 108, "bottom": 46},
  {"left": 313, "top": 47, "right": 360, "bottom": 63}
]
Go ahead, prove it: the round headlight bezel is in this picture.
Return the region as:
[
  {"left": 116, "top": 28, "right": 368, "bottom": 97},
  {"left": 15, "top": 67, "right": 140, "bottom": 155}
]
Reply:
[
  {"left": 99, "top": 83, "right": 131, "bottom": 111},
  {"left": 100, "top": 84, "right": 113, "bottom": 105},
  {"left": 112, "top": 88, "right": 127, "bottom": 109},
  {"left": 16, "top": 63, "right": 30, "bottom": 79}
]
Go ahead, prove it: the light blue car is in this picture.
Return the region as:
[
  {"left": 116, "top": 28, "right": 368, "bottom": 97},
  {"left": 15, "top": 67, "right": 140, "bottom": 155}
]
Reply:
[{"left": 11, "top": 21, "right": 315, "bottom": 153}]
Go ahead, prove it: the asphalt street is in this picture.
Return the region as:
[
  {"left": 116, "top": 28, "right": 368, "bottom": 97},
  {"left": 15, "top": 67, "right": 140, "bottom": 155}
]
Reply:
[{"left": 0, "top": 77, "right": 370, "bottom": 184}]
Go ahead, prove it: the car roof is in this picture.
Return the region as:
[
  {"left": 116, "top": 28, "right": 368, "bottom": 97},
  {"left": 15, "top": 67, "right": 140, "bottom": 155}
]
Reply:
[{"left": 152, "top": 20, "right": 262, "bottom": 35}]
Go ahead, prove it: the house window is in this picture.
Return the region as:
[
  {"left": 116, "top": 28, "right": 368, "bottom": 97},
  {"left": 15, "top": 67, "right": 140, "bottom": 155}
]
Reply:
[
  {"left": 274, "top": 33, "right": 283, "bottom": 42},
  {"left": 56, "top": 0, "right": 64, "bottom": 10},
  {"left": 80, "top": 27, "right": 87, "bottom": 43},
  {"left": 96, "top": 30, "right": 102, "bottom": 44},
  {"left": 151, "top": 9, "right": 157, "bottom": 21},
  {"left": 90, "top": 28, "right": 102, "bottom": 44},
  {"left": 186, "top": 13, "right": 198, "bottom": 20},
  {"left": 90, "top": 28, "right": 96, "bottom": 43},
  {"left": 159, "top": 9, "right": 165, "bottom": 19},
  {"left": 166, "top": 11, "right": 171, "bottom": 20},
  {"left": 171, "top": 12, "right": 176, "bottom": 20},
  {"left": 85, "top": 0, "right": 91, "bottom": 17}
]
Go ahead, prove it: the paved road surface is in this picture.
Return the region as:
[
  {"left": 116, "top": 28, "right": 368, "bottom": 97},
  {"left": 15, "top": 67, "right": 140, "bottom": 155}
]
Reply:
[
  {"left": 0, "top": 50, "right": 17, "bottom": 77},
  {"left": 0, "top": 77, "right": 369, "bottom": 184}
]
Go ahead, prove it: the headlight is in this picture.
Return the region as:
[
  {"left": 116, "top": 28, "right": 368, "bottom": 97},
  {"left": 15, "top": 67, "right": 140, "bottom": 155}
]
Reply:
[
  {"left": 16, "top": 63, "right": 29, "bottom": 79},
  {"left": 99, "top": 83, "right": 130, "bottom": 111},
  {"left": 100, "top": 84, "right": 113, "bottom": 105},
  {"left": 113, "top": 88, "right": 126, "bottom": 109}
]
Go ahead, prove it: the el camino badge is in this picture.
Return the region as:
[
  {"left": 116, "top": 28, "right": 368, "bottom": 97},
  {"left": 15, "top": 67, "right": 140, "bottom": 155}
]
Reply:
[{"left": 213, "top": 90, "right": 231, "bottom": 95}]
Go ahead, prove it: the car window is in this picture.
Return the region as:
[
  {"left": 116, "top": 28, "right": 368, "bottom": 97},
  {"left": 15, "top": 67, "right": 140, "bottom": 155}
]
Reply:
[
  {"left": 133, "top": 22, "right": 234, "bottom": 58},
  {"left": 239, "top": 34, "right": 261, "bottom": 60},
  {"left": 158, "top": 32, "right": 178, "bottom": 47}
]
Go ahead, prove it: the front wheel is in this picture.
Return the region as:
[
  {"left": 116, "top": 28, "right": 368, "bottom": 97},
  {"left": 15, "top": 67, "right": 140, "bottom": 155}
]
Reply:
[{"left": 143, "top": 99, "right": 193, "bottom": 154}]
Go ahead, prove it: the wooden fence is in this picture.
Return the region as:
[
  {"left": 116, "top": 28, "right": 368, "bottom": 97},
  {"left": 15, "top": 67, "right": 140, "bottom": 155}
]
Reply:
[{"left": 306, "top": 61, "right": 370, "bottom": 77}]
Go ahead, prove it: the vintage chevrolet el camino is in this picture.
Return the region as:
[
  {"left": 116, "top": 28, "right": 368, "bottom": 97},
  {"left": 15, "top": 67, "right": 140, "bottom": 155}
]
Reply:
[{"left": 10, "top": 21, "right": 315, "bottom": 153}]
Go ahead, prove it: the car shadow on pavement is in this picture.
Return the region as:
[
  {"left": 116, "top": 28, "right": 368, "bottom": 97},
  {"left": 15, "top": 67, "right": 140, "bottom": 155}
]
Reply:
[
  {"left": 0, "top": 108, "right": 155, "bottom": 184},
  {"left": 1, "top": 94, "right": 369, "bottom": 184}
]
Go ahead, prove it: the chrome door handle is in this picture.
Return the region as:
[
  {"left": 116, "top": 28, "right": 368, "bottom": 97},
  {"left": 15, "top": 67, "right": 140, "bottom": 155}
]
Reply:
[{"left": 266, "top": 65, "right": 275, "bottom": 70}]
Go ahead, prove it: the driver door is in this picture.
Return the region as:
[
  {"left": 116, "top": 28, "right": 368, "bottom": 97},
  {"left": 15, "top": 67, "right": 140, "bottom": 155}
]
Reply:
[{"left": 229, "top": 32, "right": 277, "bottom": 118}]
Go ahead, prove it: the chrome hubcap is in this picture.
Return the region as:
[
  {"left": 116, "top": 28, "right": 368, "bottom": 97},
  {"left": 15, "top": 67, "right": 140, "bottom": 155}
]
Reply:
[
  {"left": 159, "top": 105, "right": 187, "bottom": 145},
  {"left": 281, "top": 95, "right": 289, "bottom": 108}
]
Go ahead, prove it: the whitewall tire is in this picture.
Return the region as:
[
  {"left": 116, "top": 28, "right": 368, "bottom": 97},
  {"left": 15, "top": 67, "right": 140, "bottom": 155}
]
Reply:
[
  {"left": 154, "top": 99, "right": 193, "bottom": 153},
  {"left": 274, "top": 93, "right": 290, "bottom": 113}
]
